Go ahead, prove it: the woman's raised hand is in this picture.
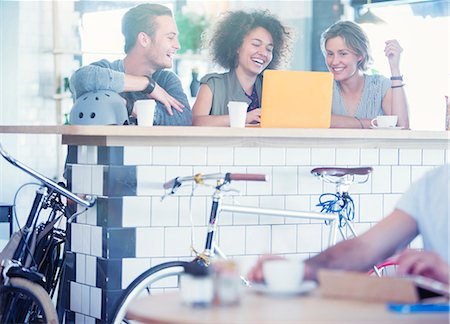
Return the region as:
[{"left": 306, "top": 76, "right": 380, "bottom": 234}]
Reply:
[{"left": 384, "top": 39, "right": 403, "bottom": 72}]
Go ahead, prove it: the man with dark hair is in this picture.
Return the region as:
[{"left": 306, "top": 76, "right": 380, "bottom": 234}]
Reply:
[{"left": 70, "top": 3, "right": 191, "bottom": 125}]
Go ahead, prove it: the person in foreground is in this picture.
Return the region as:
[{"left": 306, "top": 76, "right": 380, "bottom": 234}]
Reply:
[
  {"left": 70, "top": 3, "right": 191, "bottom": 126},
  {"left": 249, "top": 164, "right": 449, "bottom": 285},
  {"left": 321, "top": 21, "right": 409, "bottom": 129},
  {"left": 192, "top": 10, "right": 292, "bottom": 126}
]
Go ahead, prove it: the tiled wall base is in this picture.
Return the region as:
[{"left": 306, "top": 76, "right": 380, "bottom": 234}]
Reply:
[{"left": 67, "top": 145, "right": 448, "bottom": 321}]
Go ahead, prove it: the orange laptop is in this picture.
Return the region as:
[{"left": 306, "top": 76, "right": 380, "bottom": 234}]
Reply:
[{"left": 260, "top": 70, "right": 333, "bottom": 128}]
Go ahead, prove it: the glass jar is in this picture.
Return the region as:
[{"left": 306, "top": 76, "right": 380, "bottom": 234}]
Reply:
[
  {"left": 180, "top": 262, "right": 213, "bottom": 308},
  {"left": 212, "top": 260, "right": 241, "bottom": 306}
]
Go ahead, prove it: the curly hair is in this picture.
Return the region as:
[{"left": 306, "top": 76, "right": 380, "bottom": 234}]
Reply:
[
  {"left": 122, "top": 3, "right": 172, "bottom": 53},
  {"left": 203, "top": 10, "right": 293, "bottom": 70},
  {"left": 320, "top": 21, "right": 373, "bottom": 71}
]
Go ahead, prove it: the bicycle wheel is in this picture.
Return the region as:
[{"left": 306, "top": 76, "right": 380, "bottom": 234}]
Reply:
[
  {"left": 0, "top": 277, "right": 58, "bottom": 324},
  {"left": 111, "top": 261, "right": 188, "bottom": 324}
]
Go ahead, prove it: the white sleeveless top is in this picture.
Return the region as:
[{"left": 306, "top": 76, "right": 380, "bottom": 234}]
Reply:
[{"left": 332, "top": 74, "right": 391, "bottom": 119}]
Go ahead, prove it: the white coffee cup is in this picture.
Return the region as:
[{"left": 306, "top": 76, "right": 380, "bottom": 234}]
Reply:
[
  {"left": 370, "top": 115, "right": 398, "bottom": 128},
  {"left": 263, "top": 259, "right": 304, "bottom": 293},
  {"left": 134, "top": 100, "right": 156, "bottom": 126},
  {"left": 228, "top": 101, "right": 248, "bottom": 128}
]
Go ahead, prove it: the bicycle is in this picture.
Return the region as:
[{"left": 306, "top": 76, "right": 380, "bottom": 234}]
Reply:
[
  {"left": 112, "top": 168, "right": 373, "bottom": 323},
  {"left": 0, "top": 144, "right": 96, "bottom": 323}
]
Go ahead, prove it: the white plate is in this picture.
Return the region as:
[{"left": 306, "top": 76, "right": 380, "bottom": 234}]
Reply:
[
  {"left": 250, "top": 281, "right": 317, "bottom": 296},
  {"left": 370, "top": 126, "right": 404, "bottom": 130}
]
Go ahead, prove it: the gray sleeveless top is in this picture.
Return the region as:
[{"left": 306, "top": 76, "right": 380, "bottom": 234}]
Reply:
[
  {"left": 200, "top": 69, "right": 263, "bottom": 115},
  {"left": 332, "top": 74, "right": 391, "bottom": 119}
]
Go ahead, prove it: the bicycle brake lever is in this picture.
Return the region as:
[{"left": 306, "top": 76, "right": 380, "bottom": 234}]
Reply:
[
  {"left": 221, "top": 188, "right": 241, "bottom": 194},
  {"left": 160, "top": 192, "right": 171, "bottom": 201}
]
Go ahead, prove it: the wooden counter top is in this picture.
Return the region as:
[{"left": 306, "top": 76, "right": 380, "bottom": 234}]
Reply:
[{"left": 0, "top": 125, "right": 448, "bottom": 148}]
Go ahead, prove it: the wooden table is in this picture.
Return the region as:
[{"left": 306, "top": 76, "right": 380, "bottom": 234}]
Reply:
[{"left": 126, "top": 290, "right": 448, "bottom": 323}]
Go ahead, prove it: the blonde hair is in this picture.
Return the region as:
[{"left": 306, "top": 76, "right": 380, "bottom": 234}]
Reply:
[{"left": 320, "top": 20, "right": 373, "bottom": 71}]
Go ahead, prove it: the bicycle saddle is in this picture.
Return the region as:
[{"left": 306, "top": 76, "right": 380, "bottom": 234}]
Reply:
[{"left": 311, "top": 167, "right": 373, "bottom": 177}]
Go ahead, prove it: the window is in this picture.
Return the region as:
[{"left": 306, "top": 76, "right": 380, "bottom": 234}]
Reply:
[{"left": 358, "top": 1, "right": 449, "bottom": 130}]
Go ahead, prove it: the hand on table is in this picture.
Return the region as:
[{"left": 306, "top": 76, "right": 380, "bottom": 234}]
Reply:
[
  {"left": 246, "top": 108, "right": 261, "bottom": 124},
  {"left": 396, "top": 249, "right": 449, "bottom": 284}
]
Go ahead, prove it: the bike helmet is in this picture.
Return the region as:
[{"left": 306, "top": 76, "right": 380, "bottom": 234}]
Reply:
[{"left": 69, "top": 90, "right": 129, "bottom": 125}]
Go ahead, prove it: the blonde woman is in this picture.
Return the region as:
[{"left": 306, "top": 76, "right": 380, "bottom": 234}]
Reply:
[{"left": 321, "top": 21, "right": 409, "bottom": 129}]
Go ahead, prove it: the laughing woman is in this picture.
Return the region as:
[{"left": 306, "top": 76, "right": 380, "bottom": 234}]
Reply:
[
  {"left": 192, "top": 10, "right": 292, "bottom": 126},
  {"left": 321, "top": 21, "right": 409, "bottom": 129}
]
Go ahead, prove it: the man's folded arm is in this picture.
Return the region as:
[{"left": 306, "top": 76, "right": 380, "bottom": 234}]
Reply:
[{"left": 70, "top": 63, "right": 124, "bottom": 99}]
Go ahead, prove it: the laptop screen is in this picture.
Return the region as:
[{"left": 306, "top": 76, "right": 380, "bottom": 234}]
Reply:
[{"left": 260, "top": 70, "right": 333, "bottom": 128}]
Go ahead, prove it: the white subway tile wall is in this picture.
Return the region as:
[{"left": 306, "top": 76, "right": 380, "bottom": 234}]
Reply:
[
  {"left": 180, "top": 147, "right": 207, "bottom": 165},
  {"left": 286, "top": 148, "right": 311, "bottom": 165},
  {"left": 82, "top": 224, "right": 91, "bottom": 255},
  {"left": 422, "top": 149, "right": 445, "bottom": 165},
  {"left": 90, "top": 287, "right": 102, "bottom": 319},
  {"left": 391, "top": 166, "right": 411, "bottom": 193},
  {"left": 380, "top": 148, "right": 398, "bottom": 165},
  {"left": 82, "top": 284, "right": 90, "bottom": 315},
  {"left": 232, "top": 196, "right": 259, "bottom": 225},
  {"left": 360, "top": 148, "right": 379, "bottom": 166},
  {"left": 164, "top": 227, "right": 191, "bottom": 257},
  {"left": 70, "top": 282, "right": 83, "bottom": 313},
  {"left": 91, "top": 165, "right": 104, "bottom": 196},
  {"left": 123, "top": 197, "right": 151, "bottom": 227},
  {"left": 68, "top": 145, "right": 447, "bottom": 320},
  {"left": 136, "top": 227, "right": 164, "bottom": 257},
  {"left": 122, "top": 258, "right": 152, "bottom": 288},
  {"left": 85, "top": 255, "right": 97, "bottom": 287},
  {"left": 90, "top": 226, "right": 102, "bottom": 258},
  {"left": 399, "top": 149, "right": 422, "bottom": 165},
  {"left": 336, "top": 148, "right": 360, "bottom": 165},
  {"left": 76, "top": 253, "right": 86, "bottom": 284},
  {"left": 272, "top": 224, "right": 297, "bottom": 254},
  {"left": 152, "top": 147, "right": 180, "bottom": 165},
  {"left": 124, "top": 146, "right": 152, "bottom": 165},
  {"left": 245, "top": 225, "right": 271, "bottom": 254},
  {"left": 261, "top": 147, "right": 286, "bottom": 165},
  {"left": 383, "top": 194, "right": 403, "bottom": 216},
  {"left": 311, "top": 148, "right": 336, "bottom": 165},
  {"left": 207, "top": 147, "right": 234, "bottom": 165}
]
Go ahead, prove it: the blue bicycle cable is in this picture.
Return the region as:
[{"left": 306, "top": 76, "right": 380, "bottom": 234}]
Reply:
[{"left": 316, "top": 193, "right": 355, "bottom": 227}]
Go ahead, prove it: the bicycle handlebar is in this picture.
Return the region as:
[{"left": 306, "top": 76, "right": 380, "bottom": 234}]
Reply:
[
  {"left": 226, "top": 173, "right": 266, "bottom": 182},
  {"left": 163, "top": 172, "right": 267, "bottom": 190},
  {"left": 0, "top": 144, "right": 96, "bottom": 208}
]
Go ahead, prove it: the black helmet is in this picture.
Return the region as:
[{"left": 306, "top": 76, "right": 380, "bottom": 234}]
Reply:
[{"left": 69, "top": 90, "right": 129, "bottom": 125}]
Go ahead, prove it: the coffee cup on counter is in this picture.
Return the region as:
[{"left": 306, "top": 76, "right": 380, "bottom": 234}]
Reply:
[
  {"left": 228, "top": 101, "right": 247, "bottom": 128},
  {"left": 134, "top": 99, "right": 156, "bottom": 126},
  {"left": 370, "top": 115, "right": 398, "bottom": 129},
  {"left": 263, "top": 259, "right": 304, "bottom": 293}
]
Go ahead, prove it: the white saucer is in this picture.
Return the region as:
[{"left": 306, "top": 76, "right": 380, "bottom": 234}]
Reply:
[
  {"left": 250, "top": 281, "right": 317, "bottom": 296},
  {"left": 370, "top": 126, "right": 404, "bottom": 130}
]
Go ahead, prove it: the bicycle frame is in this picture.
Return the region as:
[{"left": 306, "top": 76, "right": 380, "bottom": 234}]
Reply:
[
  {"left": 164, "top": 173, "right": 340, "bottom": 265},
  {"left": 0, "top": 144, "right": 95, "bottom": 208},
  {"left": 0, "top": 143, "right": 96, "bottom": 292},
  {"left": 202, "top": 189, "right": 339, "bottom": 262}
]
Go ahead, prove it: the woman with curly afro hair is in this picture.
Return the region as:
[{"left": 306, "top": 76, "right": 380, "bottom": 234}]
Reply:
[{"left": 192, "top": 10, "right": 293, "bottom": 126}]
